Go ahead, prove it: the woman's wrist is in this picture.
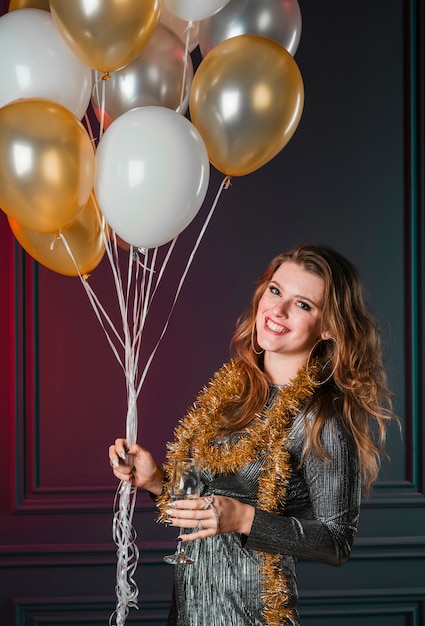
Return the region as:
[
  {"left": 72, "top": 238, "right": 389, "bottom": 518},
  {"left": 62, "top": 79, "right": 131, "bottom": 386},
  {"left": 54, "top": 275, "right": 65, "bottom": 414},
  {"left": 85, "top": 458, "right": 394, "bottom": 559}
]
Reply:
[
  {"left": 141, "top": 467, "right": 164, "bottom": 495},
  {"left": 239, "top": 503, "right": 255, "bottom": 536}
]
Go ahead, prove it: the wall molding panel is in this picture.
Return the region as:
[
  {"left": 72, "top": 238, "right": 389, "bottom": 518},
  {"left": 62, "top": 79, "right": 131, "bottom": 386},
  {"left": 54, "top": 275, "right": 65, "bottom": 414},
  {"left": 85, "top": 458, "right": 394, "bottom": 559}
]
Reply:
[
  {"left": 299, "top": 589, "right": 425, "bottom": 625},
  {"left": 403, "top": 0, "right": 425, "bottom": 499},
  {"left": 0, "top": 542, "right": 174, "bottom": 568},
  {"left": 1, "top": 537, "right": 424, "bottom": 568},
  {"left": 12, "top": 596, "right": 171, "bottom": 626},
  {"left": 11, "top": 591, "right": 425, "bottom": 626}
]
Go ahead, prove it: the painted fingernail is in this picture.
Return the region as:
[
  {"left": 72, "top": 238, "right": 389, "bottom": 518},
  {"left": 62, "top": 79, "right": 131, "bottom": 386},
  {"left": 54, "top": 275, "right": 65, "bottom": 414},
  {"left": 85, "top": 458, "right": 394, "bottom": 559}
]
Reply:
[
  {"left": 165, "top": 509, "right": 174, "bottom": 516},
  {"left": 124, "top": 447, "right": 130, "bottom": 453},
  {"left": 119, "top": 451, "right": 126, "bottom": 460},
  {"left": 164, "top": 518, "right": 173, "bottom": 524},
  {"left": 111, "top": 458, "right": 119, "bottom": 468},
  {"left": 168, "top": 501, "right": 177, "bottom": 507}
]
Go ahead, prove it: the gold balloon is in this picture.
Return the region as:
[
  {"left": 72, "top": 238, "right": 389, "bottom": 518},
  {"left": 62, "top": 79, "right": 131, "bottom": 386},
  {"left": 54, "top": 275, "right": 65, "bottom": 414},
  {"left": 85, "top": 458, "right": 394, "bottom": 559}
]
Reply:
[
  {"left": 189, "top": 35, "right": 304, "bottom": 177},
  {"left": 0, "top": 98, "right": 95, "bottom": 234},
  {"left": 8, "top": 0, "right": 50, "bottom": 10},
  {"left": 49, "top": 0, "right": 161, "bottom": 73},
  {"left": 8, "top": 194, "right": 109, "bottom": 276}
]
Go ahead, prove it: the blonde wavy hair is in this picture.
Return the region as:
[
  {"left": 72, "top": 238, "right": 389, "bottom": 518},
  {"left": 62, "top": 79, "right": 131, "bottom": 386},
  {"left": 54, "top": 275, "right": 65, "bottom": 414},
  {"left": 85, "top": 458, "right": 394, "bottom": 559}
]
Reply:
[{"left": 224, "top": 243, "right": 396, "bottom": 494}]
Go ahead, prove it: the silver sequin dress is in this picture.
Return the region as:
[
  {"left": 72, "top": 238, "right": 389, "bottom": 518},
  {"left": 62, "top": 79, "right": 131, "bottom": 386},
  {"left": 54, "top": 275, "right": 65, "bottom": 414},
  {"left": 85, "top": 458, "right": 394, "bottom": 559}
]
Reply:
[{"left": 167, "top": 389, "right": 361, "bottom": 625}]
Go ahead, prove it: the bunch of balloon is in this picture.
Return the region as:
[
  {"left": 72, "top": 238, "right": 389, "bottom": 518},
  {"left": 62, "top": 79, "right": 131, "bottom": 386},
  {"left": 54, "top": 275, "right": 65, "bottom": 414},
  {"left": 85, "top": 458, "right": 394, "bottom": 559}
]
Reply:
[
  {"left": 0, "top": 0, "right": 210, "bottom": 274},
  {"left": 0, "top": 1, "right": 305, "bottom": 624}
]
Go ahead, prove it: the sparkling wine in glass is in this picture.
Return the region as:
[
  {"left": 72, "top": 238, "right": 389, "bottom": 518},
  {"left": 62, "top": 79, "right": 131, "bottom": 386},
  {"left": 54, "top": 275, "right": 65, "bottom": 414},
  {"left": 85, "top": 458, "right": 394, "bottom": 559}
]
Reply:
[{"left": 163, "top": 458, "right": 200, "bottom": 565}]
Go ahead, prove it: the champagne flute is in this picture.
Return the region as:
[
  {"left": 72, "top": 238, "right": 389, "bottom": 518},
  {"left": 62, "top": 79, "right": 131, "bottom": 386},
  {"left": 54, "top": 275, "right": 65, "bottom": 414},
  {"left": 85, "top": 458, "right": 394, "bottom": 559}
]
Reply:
[{"left": 163, "top": 458, "right": 200, "bottom": 565}]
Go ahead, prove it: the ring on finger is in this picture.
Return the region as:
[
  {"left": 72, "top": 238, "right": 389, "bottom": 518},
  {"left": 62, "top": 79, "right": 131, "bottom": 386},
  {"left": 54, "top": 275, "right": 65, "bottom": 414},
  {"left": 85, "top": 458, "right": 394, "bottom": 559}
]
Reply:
[
  {"left": 195, "top": 520, "right": 204, "bottom": 531},
  {"left": 202, "top": 495, "right": 214, "bottom": 510},
  {"left": 210, "top": 503, "right": 220, "bottom": 534}
]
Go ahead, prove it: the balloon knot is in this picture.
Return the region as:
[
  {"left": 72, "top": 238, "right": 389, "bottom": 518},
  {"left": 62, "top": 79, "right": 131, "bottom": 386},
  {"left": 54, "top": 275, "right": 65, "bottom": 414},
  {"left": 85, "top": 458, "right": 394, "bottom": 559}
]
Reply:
[
  {"left": 102, "top": 73, "right": 111, "bottom": 81},
  {"left": 224, "top": 176, "right": 232, "bottom": 189},
  {"left": 83, "top": 273, "right": 91, "bottom": 281},
  {"left": 50, "top": 232, "right": 62, "bottom": 251}
]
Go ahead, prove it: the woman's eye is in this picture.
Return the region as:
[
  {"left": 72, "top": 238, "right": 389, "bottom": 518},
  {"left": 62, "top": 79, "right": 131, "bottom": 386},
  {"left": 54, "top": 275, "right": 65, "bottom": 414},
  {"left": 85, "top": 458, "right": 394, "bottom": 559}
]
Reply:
[
  {"left": 270, "top": 286, "right": 280, "bottom": 296},
  {"left": 297, "top": 301, "right": 311, "bottom": 311}
]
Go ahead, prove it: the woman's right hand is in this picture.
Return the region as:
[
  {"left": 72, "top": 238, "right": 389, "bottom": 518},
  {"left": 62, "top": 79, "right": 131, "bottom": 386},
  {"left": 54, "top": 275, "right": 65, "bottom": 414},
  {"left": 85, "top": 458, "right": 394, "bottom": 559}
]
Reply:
[{"left": 109, "top": 438, "right": 164, "bottom": 496}]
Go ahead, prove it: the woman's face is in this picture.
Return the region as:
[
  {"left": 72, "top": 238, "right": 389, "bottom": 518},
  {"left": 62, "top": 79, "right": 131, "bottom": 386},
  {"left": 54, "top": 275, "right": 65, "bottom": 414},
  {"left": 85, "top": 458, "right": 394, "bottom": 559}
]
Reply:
[{"left": 255, "top": 261, "right": 329, "bottom": 365}]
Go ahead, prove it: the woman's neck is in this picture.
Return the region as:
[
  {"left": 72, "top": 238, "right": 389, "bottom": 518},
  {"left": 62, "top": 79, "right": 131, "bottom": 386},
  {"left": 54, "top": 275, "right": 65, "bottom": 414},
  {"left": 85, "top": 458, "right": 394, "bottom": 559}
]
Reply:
[{"left": 263, "top": 352, "right": 308, "bottom": 385}]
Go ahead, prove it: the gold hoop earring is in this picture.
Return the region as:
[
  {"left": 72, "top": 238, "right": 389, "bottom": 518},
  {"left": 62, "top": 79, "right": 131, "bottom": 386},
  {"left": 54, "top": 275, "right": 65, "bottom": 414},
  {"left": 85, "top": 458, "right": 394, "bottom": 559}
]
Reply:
[
  {"left": 306, "top": 337, "right": 338, "bottom": 386},
  {"left": 251, "top": 325, "right": 264, "bottom": 355}
]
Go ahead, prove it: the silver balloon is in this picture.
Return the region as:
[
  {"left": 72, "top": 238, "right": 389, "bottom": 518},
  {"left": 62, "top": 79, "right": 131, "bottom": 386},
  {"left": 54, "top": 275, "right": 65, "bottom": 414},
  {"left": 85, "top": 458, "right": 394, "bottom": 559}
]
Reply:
[
  {"left": 91, "top": 24, "right": 194, "bottom": 127},
  {"left": 199, "top": 0, "right": 302, "bottom": 58}
]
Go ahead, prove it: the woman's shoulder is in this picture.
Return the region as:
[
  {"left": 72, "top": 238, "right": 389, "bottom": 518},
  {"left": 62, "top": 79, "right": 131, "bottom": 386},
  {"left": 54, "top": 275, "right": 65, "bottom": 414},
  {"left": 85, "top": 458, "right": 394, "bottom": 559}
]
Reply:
[{"left": 290, "top": 405, "right": 356, "bottom": 453}]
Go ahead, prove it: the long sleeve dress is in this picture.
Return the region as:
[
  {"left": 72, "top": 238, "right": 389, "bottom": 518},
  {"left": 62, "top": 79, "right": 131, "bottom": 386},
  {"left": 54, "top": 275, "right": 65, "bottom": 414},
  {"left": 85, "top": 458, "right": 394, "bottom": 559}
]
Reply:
[{"left": 165, "top": 381, "right": 362, "bottom": 626}]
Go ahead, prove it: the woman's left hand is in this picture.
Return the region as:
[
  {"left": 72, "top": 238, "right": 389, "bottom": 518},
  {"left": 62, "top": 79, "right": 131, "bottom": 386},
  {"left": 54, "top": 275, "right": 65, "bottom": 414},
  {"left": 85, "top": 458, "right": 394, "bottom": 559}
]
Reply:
[{"left": 164, "top": 495, "right": 255, "bottom": 541}]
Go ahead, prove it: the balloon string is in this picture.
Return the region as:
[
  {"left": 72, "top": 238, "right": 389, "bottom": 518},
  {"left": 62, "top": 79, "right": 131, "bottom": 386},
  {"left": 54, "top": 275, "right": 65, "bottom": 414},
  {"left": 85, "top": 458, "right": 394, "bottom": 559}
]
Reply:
[
  {"left": 109, "top": 480, "right": 139, "bottom": 626},
  {"left": 141, "top": 237, "right": 177, "bottom": 322},
  {"left": 135, "top": 175, "right": 230, "bottom": 398},
  {"left": 98, "top": 236, "right": 144, "bottom": 626},
  {"left": 139, "top": 247, "right": 157, "bottom": 327},
  {"left": 99, "top": 75, "right": 106, "bottom": 139},
  {"left": 131, "top": 239, "right": 178, "bottom": 367},
  {"left": 59, "top": 177, "right": 230, "bottom": 625},
  {"left": 179, "top": 20, "right": 193, "bottom": 111},
  {"left": 58, "top": 228, "right": 143, "bottom": 625},
  {"left": 91, "top": 72, "right": 107, "bottom": 140},
  {"left": 84, "top": 111, "right": 96, "bottom": 150},
  {"left": 58, "top": 232, "right": 126, "bottom": 368},
  {"left": 102, "top": 236, "right": 144, "bottom": 626}
]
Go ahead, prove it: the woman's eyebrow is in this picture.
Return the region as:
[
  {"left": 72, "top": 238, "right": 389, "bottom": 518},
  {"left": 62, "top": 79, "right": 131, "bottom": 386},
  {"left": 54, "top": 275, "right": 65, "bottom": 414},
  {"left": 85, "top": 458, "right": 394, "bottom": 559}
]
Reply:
[{"left": 269, "top": 280, "right": 321, "bottom": 308}]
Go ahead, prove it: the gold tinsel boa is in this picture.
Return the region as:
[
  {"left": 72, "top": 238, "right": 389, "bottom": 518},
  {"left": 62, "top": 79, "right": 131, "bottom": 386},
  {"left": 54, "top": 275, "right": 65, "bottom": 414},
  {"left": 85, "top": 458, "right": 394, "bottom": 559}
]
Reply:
[{"left": 156, "top": 358, "right": 318, "bottom": 625}]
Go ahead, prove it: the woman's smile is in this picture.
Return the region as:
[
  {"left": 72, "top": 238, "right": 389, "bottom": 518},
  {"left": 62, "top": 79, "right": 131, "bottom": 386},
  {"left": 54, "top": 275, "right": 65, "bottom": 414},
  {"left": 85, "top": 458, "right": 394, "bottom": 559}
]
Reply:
[{"left": 265, "top": 317, "right": 289, "bottom": 334}]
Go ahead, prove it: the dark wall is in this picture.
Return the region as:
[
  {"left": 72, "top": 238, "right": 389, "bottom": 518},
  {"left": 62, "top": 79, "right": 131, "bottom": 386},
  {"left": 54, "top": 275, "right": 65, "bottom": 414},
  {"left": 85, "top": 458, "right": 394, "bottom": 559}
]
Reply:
[{"left": 0, "top": 1, "right": 424, "bottom": 624}]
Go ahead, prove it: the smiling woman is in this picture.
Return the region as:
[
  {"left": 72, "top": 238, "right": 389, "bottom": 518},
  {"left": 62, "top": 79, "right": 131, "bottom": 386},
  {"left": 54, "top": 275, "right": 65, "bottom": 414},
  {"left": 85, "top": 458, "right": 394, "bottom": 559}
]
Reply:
[{"left": 109, "top": 242, "right": 397, "bottom": 626}]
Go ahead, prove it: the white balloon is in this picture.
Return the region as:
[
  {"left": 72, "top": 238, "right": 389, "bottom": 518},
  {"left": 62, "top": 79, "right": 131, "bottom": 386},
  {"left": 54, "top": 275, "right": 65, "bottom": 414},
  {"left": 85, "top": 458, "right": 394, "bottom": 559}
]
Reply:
[
  {"left": 164, "top": 0, "right": 231, "bottom": 22},
  {"left": 0, "top": 8, "right": 92, "bottom": 119},
  {"left": 94, "top": 107, "right": 210, "bottom": 249}
]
